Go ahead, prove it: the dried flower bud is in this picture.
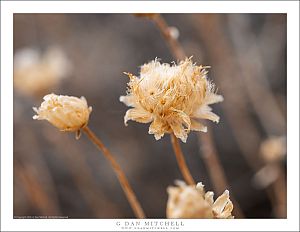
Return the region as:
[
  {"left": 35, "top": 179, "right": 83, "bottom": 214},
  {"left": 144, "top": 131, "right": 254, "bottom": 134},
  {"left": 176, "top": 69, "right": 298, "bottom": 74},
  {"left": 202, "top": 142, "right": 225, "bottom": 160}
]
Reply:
[
  {"left": 14, "top": 47, "right": 72, "bottom": 97},
  {"left": 166, "top": 180, "right": 234, "bottom": 219},
  {"left": 260, "top": 136, "right": 286, "bottom": 163},
  {"left": 120, "top": 58, "right": 223, "bottom": 142},
  {"left": 33, "top": 94, "right": 92, "bottom": 135}
]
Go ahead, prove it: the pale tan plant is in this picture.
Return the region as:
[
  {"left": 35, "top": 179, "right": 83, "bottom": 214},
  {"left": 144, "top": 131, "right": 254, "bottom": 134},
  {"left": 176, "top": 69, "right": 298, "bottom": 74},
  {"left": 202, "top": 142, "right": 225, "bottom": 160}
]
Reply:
[
  {"left": 120, "top": 57, "right": 223, "bottom": 143},
  {"left": 14, "top": 47, "right": 72, "bottom": 97},
  {"left": 253, "top": 136, "right": 286, "bottom": 188},
  {"left": 120, "top": 57, "right": 223, "bottom": 186},
  {"left": 260, "top": 136, "right": 286, "bottom": 163},
  {"left": 33, "top": 94, "right": 145, "bottom": 218},
  {"left": 33, "top": 94, "right": 92, "bottom": 137},
  {"left": 166, "top": 180, "right": 234, "bottom": 219}
]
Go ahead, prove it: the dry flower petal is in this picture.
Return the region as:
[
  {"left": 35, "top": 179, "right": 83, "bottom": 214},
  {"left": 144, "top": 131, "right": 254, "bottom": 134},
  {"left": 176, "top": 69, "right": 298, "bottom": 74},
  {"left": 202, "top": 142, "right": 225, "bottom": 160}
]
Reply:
[
  {"left": 212, "top": 190, "right": 234, "bottom": 219},
  {"left": 166, "top": 181, "right": 234, "bottom": 219}
]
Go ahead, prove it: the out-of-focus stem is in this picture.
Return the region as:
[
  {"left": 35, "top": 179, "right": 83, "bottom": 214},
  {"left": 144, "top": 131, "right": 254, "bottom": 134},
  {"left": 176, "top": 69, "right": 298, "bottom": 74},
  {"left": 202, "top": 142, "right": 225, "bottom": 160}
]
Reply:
[
  {"left": 199, "top": 130, "right": 244, "bottom": 218},
  {"left": 193, "top": 14, "right": 263, "bottom": 170},
  {"left": 228, "top": 17, "right": 287, "bottom": 217},
  {"left": 82, "top": 126, "right": 145, "bottom": 219},
  {"left": 151, "top": 14, "right": 186, "bottom": 60},
  {"left": 15, "top": 162, "right": 61, "bottom": 216},
  {"left": 272, "top": 167, "right": 287, "bottom": 218},
  {"left": 227, "top": 14, "right": 285, "bottom": 136},
  {"left": 14, "top": 122, "right": 62, "bottom": 216},
  {"left": 170, "top": 133, "right": 195, "bottom": 186},
  {"left": 47, "top": 132, "right": 121, "bottom": 217},
  {"left": 194, "top": 14, "right": 286, "bottom": 218}
]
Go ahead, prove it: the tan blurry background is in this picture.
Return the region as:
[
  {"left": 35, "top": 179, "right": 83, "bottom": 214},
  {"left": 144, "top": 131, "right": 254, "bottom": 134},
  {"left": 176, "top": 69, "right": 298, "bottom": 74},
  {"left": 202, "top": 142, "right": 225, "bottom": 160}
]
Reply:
[{"left": 13, "top": 14, "right": 286, "bottom": 218}]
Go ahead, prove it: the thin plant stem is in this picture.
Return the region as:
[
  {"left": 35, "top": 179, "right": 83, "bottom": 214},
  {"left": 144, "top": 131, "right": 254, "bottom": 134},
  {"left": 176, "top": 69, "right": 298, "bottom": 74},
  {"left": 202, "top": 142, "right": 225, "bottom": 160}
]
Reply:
[
  {"left": 151, "top": 14, "right": 194, "bottom": 186},
  {"left": 272, "top": 167, "right": 287, "bottom": 218},
  {"left": 151, "top": 14, "right": 186, "bottom": 60},
  {"left": 170, "top": 133, "right": 195, "bottom": 186},
  {"left": 49, "top": 133, "right": 121, "bottom": 217},
  {"left": 82, "top": 126, "right": 145, "bottom": 219}
]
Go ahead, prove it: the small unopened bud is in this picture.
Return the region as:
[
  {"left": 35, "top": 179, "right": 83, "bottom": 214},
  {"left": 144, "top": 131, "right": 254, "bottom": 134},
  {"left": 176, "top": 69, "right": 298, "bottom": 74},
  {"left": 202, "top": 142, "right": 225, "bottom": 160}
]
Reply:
[
  {"left": 33, "top": 93, "right": 92, "bottom": 134},
  {"left": 168, "top": 26, "right": 180, "bottom": 39}
]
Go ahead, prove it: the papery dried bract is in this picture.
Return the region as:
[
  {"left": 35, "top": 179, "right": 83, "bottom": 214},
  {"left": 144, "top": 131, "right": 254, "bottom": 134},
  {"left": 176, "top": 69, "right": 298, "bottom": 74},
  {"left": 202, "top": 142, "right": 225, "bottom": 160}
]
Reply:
[
  {"left": 33, "top": 93, "right": 92, "bottom": 133},
  {"left": 166, "top": 181, "right": 234, "bottom": 219},
  {"left": 120, "top": 58, "right": 223, "bottom": 142}
]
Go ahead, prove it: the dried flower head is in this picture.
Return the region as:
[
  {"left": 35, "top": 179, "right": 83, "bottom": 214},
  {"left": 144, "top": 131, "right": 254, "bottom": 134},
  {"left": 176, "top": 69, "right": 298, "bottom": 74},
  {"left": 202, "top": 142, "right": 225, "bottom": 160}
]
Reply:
[
  {"left": 120, "top": 58, "right": 223, "bottom": 142},
  {"left": 166, "top": 181, "right": 234, "bottom": 219},
  {"left": 33, "top": 94, "right": 92, "bottom": 137},
  {"left": 14, "top": 47, "right": 72, "bottom": 97},
  {"left": 260, "top": 136, "right": 286, "bottom": 163}
]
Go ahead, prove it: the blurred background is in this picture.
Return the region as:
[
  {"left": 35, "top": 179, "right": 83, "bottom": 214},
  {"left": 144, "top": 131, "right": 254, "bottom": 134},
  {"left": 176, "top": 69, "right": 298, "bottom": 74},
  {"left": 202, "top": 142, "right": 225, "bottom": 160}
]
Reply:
[{"left": 13, "top": 14, "right": 286, "bottom": 218}]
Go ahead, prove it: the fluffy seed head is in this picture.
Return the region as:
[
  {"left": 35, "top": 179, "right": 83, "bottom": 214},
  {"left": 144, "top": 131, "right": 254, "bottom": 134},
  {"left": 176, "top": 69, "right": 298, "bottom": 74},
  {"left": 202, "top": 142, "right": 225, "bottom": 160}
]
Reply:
[
  {"left": 33, "top": 93, "right": 92, "bottom": 132},
  {"left": 166, "top": 180, "right": 234, "bottom": 219},
  {"left": 120, "top": 58, "right": 223, "bottom": 142}
]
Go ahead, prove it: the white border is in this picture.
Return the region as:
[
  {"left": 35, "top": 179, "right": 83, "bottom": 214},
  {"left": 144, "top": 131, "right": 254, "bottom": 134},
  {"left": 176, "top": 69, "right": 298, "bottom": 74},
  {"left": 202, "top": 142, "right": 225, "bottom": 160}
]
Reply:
[{"left": 1, "top": 1, "right": 299, "bottom": 231}]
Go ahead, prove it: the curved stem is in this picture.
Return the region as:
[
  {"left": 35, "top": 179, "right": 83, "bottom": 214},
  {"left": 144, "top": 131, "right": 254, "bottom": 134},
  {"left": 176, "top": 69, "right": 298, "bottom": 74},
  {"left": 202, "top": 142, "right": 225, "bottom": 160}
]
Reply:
[
  {"left": 170, "top": 133, "right": 195, "bottom": 185},
  {"left": 151, "top": 14, "right": 186, "bottom": 60},
  {"left": 82, "top": 126, "right": 145, "bottom": 219}
]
